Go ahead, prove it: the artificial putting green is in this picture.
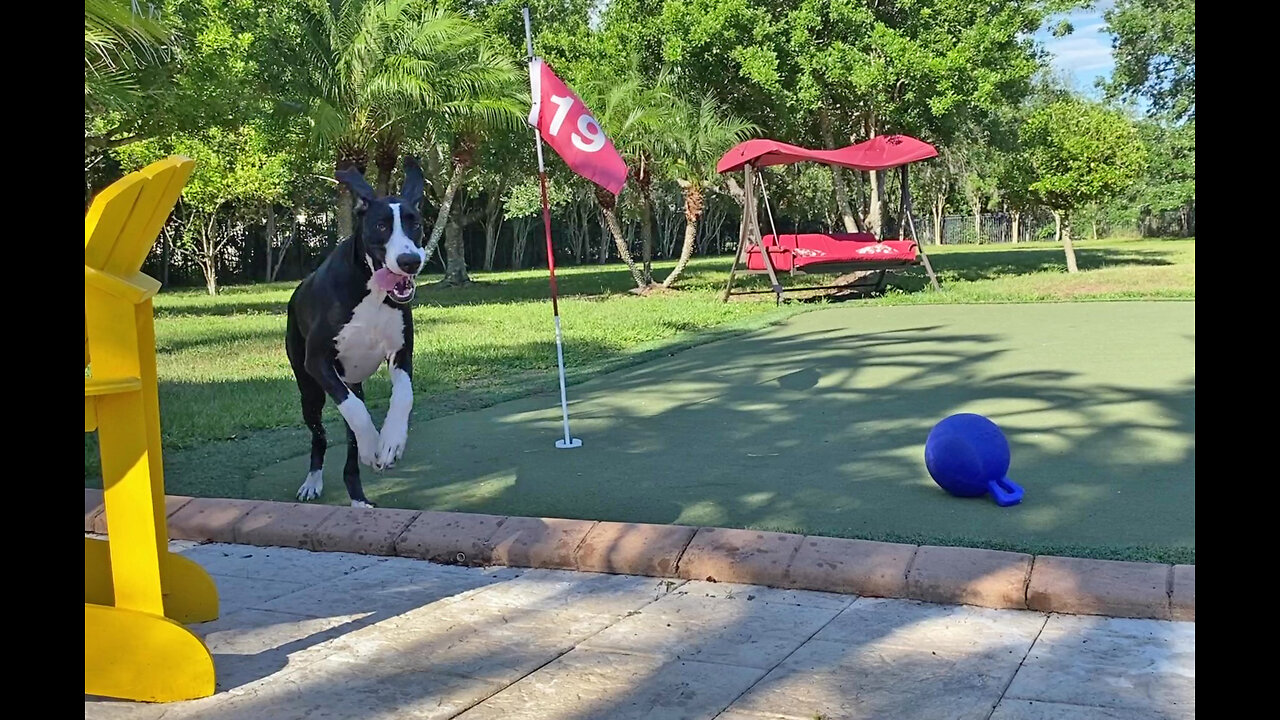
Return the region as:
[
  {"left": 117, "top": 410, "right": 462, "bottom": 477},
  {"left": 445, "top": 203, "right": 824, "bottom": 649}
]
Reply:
[{"left": 249, "top": 300, "right": 1195, "bottom": 563}]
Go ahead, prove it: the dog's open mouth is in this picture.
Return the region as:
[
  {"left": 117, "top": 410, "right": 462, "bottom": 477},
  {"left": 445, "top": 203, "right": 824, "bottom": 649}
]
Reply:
[{"left": 373, "top": 268, "right": 417, "bottom": 304}]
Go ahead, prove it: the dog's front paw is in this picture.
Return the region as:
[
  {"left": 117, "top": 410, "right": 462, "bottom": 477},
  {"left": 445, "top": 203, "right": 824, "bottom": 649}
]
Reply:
[
  {"left": 338, "top": 398, "right": 382, "bottom": 469},
  {"left": 355, "top": 432, "right": 379, "bottom": 468},
  {"left": 377, "top": 421, "right": 408, "bottom": 470}
]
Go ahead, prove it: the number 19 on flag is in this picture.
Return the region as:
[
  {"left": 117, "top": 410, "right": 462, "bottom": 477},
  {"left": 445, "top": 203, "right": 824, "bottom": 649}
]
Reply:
[{"left": 527, "top": 58, "right": 628, "bottom": 195}]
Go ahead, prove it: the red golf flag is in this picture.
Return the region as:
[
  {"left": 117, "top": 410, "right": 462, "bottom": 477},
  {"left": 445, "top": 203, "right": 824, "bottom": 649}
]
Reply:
[{"left": 527, "top": 58, "right": 627, "bottom": 195}]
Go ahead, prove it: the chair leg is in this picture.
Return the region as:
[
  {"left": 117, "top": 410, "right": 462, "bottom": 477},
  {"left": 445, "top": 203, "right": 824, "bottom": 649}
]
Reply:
[
  {"left": 86, "top": 537, "right": 219, "bottom": 624},
  {"left": 85, "top": 603, "right": 215, "bottom": 702},
  {"left": 136, "top": 301, "right": 172, "bottom": 550},
  {"left": 86, "top": 390, "right": 217, "bottom": 702},
  {"left": 96, "top": 391, "right": 165, "bottom": 617}
]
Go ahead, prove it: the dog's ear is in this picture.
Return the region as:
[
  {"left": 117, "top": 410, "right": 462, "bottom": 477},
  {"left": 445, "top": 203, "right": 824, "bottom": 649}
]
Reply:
[
  {"left": 336, "top": 167, "right": 377, "bottom": 213},
  {"left": 401, "top": 156, "right": 424, "bottom": 211}
]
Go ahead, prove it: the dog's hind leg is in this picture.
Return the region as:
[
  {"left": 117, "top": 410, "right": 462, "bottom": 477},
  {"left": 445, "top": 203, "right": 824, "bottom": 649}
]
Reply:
[
  {"left": 343, "top": 383, "right": 374, "bottom": 508},
  {"left": 289, "top": 318, "right": 327, "bottom": 502},
  {"left": 295, "top": 375, "right": 327, "bottom": 501}
]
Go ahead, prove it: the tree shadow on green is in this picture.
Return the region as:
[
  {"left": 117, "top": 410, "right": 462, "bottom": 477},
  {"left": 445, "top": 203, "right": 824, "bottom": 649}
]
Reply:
[{"left": 244, "top": 307, "right": 1194, "bottom": 563}]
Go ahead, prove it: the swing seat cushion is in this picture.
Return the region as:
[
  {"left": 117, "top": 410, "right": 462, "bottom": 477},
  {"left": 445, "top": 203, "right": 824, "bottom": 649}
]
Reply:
[{"left": 745, "top": 233, "right": 920, "bottom": 272}]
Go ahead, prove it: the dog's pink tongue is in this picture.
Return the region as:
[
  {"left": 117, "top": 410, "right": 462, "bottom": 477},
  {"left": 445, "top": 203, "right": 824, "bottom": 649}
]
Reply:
[{"left": 373, "top": 268, "right": 401, "bottom": 292}]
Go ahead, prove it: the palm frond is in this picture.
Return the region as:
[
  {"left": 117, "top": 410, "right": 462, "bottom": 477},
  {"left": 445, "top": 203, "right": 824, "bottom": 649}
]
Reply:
[
  {"left": 84, "top": 0, "right": 173, "bottom": 110},
  {"left": 85, "top": 0, "right": 170, "bottom": 72},
  {"left": 662, "top": 94, "right": 758, "bottom": 187},
  {"left": 291, "top": 0, "right": 523, "bottom": 158}
]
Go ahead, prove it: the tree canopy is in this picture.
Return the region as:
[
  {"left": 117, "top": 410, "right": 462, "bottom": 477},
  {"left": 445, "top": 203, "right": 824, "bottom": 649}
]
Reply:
[
  {"left": 1105, "top": 0, "right": 1195, "bottom": 121},
  {"left": 86, "top": 0, "right": 1195, "bottom": 294}
]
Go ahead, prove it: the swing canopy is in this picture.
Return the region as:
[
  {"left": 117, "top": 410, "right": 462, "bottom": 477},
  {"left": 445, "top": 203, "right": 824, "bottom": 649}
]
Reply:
[
  {"left": 716, "top": 135, "right": 938, "bottom": 174},
  {"left": 717, "top": 133, "right": 942, "bottom": 302}
]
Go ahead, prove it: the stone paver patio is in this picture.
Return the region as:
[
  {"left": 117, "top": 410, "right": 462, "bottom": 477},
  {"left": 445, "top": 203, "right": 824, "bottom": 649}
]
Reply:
[{"left": 85, "top": 540, "right": 1194, "bottom": 720}]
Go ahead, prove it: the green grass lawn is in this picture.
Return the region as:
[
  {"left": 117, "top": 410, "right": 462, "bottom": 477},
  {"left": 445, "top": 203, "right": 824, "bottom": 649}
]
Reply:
[
  {"left": 87, "top": 237, "right": 1194, "bottom": 561},
  {"left": 130, "top": 237, "right": 1194, "bottom": 449}
]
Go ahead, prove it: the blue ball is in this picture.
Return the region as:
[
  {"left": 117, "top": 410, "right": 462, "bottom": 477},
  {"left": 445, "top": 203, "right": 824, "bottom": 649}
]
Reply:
[{"left": 925, "top": 413, "right": 1012, "bottom": 498}]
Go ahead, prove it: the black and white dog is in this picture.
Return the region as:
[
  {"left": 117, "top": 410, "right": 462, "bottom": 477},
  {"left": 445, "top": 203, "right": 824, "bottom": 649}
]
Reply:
[{"left": 285, "top": 157, "right": 427, "bottom": 507}]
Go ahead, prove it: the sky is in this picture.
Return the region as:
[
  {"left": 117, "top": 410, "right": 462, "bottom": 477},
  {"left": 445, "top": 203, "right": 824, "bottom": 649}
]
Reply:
[{"left": 1034, "top": 1, "right": 1118, "bottom": 97}]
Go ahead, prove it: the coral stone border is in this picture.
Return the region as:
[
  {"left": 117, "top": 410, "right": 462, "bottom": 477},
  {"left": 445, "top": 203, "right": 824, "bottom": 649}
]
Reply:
[{"left": 84, "top": 490, "right": 1194, "bottom": 621}]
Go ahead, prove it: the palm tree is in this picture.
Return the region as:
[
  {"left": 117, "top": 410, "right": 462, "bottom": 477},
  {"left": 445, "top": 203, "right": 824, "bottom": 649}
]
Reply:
[
  {"left": 414, "top": 42, "right": 525, "bottom": 286},
  {"left": 625, "top": 70, "right": 677, "bottom": 287},
  {"left": 579, "top": 73, "right": 673, "bottom": 289},
  {"left": 295, "top": 0, "right": 507, "bottom": 238},
  {"left": 661, "top": 95, "right": 756, "bottom": 288}
]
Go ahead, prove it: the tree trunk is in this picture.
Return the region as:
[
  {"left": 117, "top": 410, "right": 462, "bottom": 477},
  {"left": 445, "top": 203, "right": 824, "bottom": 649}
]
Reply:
[
  {"left": 441, "top": 204, "right": 469, "bottom": 285},
  {"left": 264, "top": 203, "right": 276, "bottom": 281},
  {"left": 1055, "top": 211, "right": 1079, "bottom": 273},
  {"left": 663, "top": 185, "right": 703, "bottom": 288},
  {"left": 867, "top": 168, "right": 887, "bottom": 237},
  {"left": 373, "top": 138, "right": 398, "bottom": 197},
  {"left": 511, "top": 218, "right": 531, "bottom": 269},
  {"left": 298, "top": 216, "right": 308, "bottom": 275},
  {"left": 423, "top": 161, "right": 466, "bottom": 265},
  {"left": 568, "top": 197, "right": 589, "bottom": 264},
  {"left": 160, "top": 224, "right": 172, "bottom": 286},
  {"left": 336, "top": 187, "right": 354, "bottom": 239},
  {"left": 334, "top": 151, "right": 366, "bottom": 240},
  {"left": 482, "top": 193, "right": 503, "bottom": 272},
  {"left": 198, "top": 211, "right": 221, "bottom": 295},
  {"left": 638, "top": 179, "right": 655, "bottom": 285},
  {"left": 1091, "top": 219, "right": 1098, "bottom": 241},
  {"left": 200, "top": 240, "right": 217, "bottom": 295},
  {"left": 271, "top": 209, "right": 299, "bottom": 281},
  {"left": 932, "top": 193, "right": 945, "bottom": 245},
  {"left": 699, "top": 203, "right": 725, "bottom": 254},
  {"left": 854, "top": 170, "right": 867, "bottom": 227},
  {"left": 821, "top": 108, "right": 861, "bottom": 233},
  {"left": 594, "top": 187, "right": 645, "bottom": 287},
  {"left": 864, "top": 117, "right": 886, "bottom": 236},
  {"left": 597, "top": 212, "right": 609, "bottom": 264},
  {"left": 1011, "top": 210, "right": 1021, "bottom": 244}
]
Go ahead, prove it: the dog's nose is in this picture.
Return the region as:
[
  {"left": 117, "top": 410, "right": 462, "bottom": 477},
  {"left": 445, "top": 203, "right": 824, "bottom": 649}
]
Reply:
[{"left": 396, "top": 253, "right": 422, "bottom": 274}]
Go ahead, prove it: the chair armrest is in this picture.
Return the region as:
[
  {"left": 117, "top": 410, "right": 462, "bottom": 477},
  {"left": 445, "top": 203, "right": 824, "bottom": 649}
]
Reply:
[{"left": 85, "top": 266, "right": 161, "bottom": 304}]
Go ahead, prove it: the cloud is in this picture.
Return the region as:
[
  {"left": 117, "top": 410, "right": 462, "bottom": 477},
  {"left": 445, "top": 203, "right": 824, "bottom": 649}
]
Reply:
[
  {"left": 1048, "top": 36, "right": 1115, "bottom": 72},
  {"left": 1037, "top": 5, "right": 1117, "bottom": 83}
]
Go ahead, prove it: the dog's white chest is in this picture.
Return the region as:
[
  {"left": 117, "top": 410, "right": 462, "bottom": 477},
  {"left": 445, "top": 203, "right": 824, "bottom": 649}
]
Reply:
[{"left": 334, "top": 291, "right": 405, "bottom": 383}]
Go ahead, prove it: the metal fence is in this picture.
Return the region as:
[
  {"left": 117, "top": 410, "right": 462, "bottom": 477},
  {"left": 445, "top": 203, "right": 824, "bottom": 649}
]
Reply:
[
  {"left": 1139, "top": 207, "right": 1195, "bottom": 238},
  {"left": 913, "top": 213, "right": 1057, "bottom": 245}
]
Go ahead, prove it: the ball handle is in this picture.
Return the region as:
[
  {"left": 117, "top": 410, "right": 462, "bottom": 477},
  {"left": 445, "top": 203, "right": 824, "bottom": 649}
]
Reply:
[{"left": 988, "top": 476, "right": 1024, "bottom": 507}]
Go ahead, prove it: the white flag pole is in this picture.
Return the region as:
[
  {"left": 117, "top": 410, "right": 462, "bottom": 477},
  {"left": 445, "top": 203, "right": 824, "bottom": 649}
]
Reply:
[{"left": 524, "top": 5, "right": 581, "bottom": 449}]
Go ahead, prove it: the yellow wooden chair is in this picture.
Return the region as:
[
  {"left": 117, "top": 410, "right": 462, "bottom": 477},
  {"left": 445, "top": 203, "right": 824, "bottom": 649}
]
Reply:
[{"left": 85, "top": 156, "right": 219, "bottom": 702}]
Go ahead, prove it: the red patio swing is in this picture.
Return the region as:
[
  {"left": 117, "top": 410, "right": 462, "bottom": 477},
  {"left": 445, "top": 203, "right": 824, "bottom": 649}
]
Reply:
[{"left": 717, "top": 135, "right": 942, "bottom": 303}]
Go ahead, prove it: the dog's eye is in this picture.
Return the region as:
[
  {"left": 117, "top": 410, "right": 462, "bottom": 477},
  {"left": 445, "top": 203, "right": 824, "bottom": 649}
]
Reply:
[{"left": 377, "top": 221, "right": 389, "bottom": 232}]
